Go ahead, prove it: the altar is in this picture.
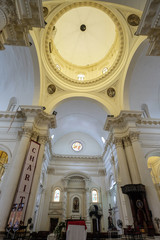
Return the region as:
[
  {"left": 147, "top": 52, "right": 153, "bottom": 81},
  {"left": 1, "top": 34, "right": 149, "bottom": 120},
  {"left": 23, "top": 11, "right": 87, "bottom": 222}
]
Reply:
[{"left": 66, "top": 220, "right": 87, "bottom": 240}]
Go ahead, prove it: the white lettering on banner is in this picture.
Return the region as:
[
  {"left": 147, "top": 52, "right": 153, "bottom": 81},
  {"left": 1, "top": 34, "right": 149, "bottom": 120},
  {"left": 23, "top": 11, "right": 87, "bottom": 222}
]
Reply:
[{"left": 8, "top": 140, "right": 40, "bottom": 227}]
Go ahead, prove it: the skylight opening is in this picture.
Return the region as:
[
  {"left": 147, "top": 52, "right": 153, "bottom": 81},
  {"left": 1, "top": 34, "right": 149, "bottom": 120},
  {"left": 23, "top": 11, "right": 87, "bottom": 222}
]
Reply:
[
  {"left": 101, "top": 137, "right": 105, "bottom": 144},
  {"left": 77, "top": 74, "right": 85, "bottom": 81},
  {"left": 56, "top": 64, "right": 61, "bottom": 70},
  {"left": 51, "top": 134, "right": 54, "bottom": 139},
  {"left": 102, "top": 67, "right": 108, "bottom": 74}
]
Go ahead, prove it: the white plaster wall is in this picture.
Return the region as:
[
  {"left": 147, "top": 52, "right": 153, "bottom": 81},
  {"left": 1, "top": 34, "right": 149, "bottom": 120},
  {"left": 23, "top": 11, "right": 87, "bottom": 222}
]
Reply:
[
  {"left": 39, "top": 172, "right": 109, "bottom": 232},
  {"left": 129, "top": 43, "right": 160, "bottom": 118},
  {"left": 0, "top": 45, "right": 35, "bottom": 111},
  {"left": 53, "top": 132, "right": 102, "bottom": 156},
  {"left": 138, "top": 128, "right": 160, "bottom": 219}
]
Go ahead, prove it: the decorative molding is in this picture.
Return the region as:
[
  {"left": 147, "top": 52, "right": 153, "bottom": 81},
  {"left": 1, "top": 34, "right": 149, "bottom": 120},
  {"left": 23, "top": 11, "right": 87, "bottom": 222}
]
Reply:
[
  {"left": 38, "top": 135, "right": 49, "bottom": 145},
  {"left": 135, "top": 0, "right": 160, "bottom": 55},
  {"left": 31, "top": 131, "right": 39, "bottom": 141},
  {"left": 136, "top": 118, "right": 160, "bottom": 127},
  {"left": 0, "top": 0, "right": 44, "bottom": 50},
  {"left": 43, "top": 1, "right": 125, "bottom": 87},
  {"left": 107, "top": 87, "right": 116, "bottom": 98},
  {"left": 20, "top": 106, "right": 57, "bottom": 129},
  {"left": 0, "top": 111, "right": 25, "bottom": 120},
  {"left": 129, "top": 131, "right": 140, "bottom": 142},
  {"left": 52, "top": 154, "right": 102, "bottom": 160},
  {"left": 113, "top": 137, "right": 123, "bottom": 148},
  {"left": 21, "top": 126, "right": 33, "bottom": 138},
  {"left": 35, "top": 111, "right": 56, "bottom": 129},
  {"left": 123, "top": 136, "right": 131, "bottom": 147},
  {"left": 104, "top": 110, "right": 143, "bottom": 131}
]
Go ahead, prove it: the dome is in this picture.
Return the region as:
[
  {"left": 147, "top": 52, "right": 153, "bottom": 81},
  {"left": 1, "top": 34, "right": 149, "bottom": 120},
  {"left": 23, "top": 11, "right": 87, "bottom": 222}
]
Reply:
[{"left": 43, "top": 2, "right": 126, "bottom": 87}]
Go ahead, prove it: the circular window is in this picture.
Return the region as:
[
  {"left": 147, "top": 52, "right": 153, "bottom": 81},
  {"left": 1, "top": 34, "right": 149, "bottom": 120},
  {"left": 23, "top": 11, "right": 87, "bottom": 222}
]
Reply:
[{"left": 72, "top": 141, "right": 83, "bottom": 152}]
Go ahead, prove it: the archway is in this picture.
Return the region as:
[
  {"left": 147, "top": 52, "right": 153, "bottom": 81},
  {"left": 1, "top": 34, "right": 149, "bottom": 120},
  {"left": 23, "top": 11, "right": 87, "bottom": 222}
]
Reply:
[{"left": 0, "top": 150, "right": 8, "bottom": 182}]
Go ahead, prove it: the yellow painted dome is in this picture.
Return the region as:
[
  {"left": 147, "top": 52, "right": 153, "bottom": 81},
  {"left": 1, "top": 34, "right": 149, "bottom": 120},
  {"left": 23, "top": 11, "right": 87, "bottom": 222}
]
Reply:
[{"left": 43, "top": 2, "right": 126, "bottom": 87}]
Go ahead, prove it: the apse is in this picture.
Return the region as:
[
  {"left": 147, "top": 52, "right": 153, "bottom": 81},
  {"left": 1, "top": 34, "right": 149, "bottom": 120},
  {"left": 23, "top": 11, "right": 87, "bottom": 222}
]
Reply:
[{"left": 50, "top": 97, "right": 108, "bottom": 156}]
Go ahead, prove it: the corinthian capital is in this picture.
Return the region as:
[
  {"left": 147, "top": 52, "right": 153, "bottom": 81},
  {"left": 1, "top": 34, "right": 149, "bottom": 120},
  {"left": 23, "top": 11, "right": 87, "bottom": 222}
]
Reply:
[
  {"left": 113, "top": 137, "right": 123, "bottom": 148},
  {"left": 123, "top": 136, "right": 131, "bottom": 147},
  {"left": 38, "top": 135, "right": 49, "bottom": 145},
  {"left": 31, "top": 131, "right": 39, "bottom": 141},
  {"left": 129, "top": 131, "right": 140, "bottom": 142},
  {"left": 21, "top": 126, "right": 32, "bottom": 138}
]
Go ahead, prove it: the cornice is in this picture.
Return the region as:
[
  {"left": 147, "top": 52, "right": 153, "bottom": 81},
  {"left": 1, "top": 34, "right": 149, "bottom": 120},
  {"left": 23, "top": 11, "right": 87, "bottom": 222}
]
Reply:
[
  {"left": 104, "top": 110, "right": 143, "bottom": 131},
  {"left": 20, "top": 105, "right": 57, "bottom": 128},
  {"left": 52, "top": 154, "right": 102, "bottom": 160},
  {"left": 0, "top": 111, "right": 25, "bottom": 121},
  {"left": 136, "top": 118, "right": 160, "bottom": 127},
  {"left": 135, "top": 0, "right": 160, "bottom": 55},
  {"left": 0, "top": 0, "right": 44, "bottom": 50},
  {"left": 35, "top": 111, "right": 56, "bottom": 129}
]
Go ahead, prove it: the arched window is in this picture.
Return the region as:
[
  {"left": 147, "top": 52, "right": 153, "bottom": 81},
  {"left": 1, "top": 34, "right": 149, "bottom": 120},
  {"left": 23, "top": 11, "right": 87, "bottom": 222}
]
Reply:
[
  {"left": 148, "top": 156, "right": 160, "bottom": 200},
  {"left": 53, "top": 189, "right": 60, "bottom": 202},
  {"left": 92, "top": 189, "right": 98, "bottom": 203},
  {"left": 0, "top": 150, "right": 8, "bottom": 181}
]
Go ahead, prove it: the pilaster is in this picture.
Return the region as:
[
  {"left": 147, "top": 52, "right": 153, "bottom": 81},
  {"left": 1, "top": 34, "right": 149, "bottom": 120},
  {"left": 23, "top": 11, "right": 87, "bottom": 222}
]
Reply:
[
  {"left": 123, "top": 136, "right": 141, "bottom": 184},
  {"left": 0, "top": 127, "right": 32, "bottom": 231}
]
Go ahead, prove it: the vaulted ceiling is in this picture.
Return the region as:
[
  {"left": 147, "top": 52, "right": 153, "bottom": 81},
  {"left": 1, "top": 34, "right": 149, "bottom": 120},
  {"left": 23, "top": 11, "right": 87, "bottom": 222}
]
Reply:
[{"left": 2, "top": 0, "right": 160, "bottom": 156}]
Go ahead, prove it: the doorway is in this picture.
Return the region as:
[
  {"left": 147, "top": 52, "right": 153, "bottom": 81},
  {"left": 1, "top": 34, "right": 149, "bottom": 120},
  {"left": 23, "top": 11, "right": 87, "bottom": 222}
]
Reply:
[{"left": 50, "top": 218, "right": 58, "bottom": 232}]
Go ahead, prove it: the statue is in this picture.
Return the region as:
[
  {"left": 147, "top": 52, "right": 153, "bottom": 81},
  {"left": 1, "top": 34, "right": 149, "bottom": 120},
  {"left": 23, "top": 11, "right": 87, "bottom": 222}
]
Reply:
[{"left": 108, "top": 205, "right": 116, "bottom": 230}]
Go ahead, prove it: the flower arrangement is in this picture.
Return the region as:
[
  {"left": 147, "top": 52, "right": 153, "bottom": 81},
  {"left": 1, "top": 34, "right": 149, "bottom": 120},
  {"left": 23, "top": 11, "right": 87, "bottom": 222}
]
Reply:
[{"left": 54, "top": 222, "right": 65, "bottom": 240}]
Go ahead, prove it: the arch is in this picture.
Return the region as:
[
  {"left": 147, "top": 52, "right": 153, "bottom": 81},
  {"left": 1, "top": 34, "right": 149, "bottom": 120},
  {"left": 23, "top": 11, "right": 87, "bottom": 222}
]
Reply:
[
  {"left": 146, "top": 152, "right": 160, "bottom": 200},
  {"left": 145, "top": 150, "right": 160, "bottom": 160},
  {"left": 45, "top": 93, "right": 119, "bottom": 116},
  {"left": 0, "top": 144, "right": 12, "bottom": 160},
  {"left": 0, "top": 150, "right": 8, "bottom": 181},
  {"left": 63, "top": 171, "right": 91, "bottom": 181}
]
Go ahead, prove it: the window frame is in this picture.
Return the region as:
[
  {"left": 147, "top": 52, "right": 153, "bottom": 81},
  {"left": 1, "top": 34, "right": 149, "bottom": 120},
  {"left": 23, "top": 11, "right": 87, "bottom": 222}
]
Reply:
[
  {"left": 53, "top": 188, "right": 61, "bottom": 202},
  {"left": 91, "top": 189, "right": 98, "bottom": 203}
]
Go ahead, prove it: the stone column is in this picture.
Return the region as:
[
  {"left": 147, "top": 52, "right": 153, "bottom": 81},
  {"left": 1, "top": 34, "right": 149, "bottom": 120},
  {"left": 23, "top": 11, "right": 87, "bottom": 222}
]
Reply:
[
  {"left": 85, "top": 179, "right": 91, "bottom": 232},
  {"left": 123, "top": 136, "right": 141, "bottom": 184},
  {"left": 34, "top": 187, "right": 45, "bottom": 231},
  {"left": 113, "top": 137, "right": 131, "bottom": 185},
  {"left": 113, "top": 137, "right": 133, "bottom": 226},
  {"left": 62, "top": 191, "right": 67, "bottom": 222},
  {"left": 110, "top": 157, "right": 123, "bottom": 229},
  {"left": 62, "top": 179, "right": 69, "bottom": 221},
  {"left": 24, "top": 135, "right": 48, "bottom": 223},
  {"left": 130, "top": 131, "right": 160, "bottom": 218},
  {"left": 0, "top": 127, "right": 32, "bottom": 231}
]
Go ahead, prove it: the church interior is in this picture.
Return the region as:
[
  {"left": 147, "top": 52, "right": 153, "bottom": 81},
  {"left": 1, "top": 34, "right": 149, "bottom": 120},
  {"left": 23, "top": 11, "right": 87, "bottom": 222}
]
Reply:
[{"left": 0, "top": 0, "right": 160, "bottom": 239}]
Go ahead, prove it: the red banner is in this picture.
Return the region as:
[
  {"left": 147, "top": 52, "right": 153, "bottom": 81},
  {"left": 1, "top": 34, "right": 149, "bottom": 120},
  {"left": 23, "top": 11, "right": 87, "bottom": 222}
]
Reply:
[{"left": 8, "top": 140, "right": 40, "bottom": 227}]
